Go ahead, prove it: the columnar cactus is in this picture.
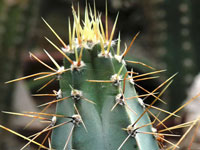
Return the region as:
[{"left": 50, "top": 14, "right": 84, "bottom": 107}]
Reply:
[
  {"left": 3, "top": 2, "right": 188, "bottom": 150},
  {"left": 45, "top": 5, "right": 160, "bottom": 149}
]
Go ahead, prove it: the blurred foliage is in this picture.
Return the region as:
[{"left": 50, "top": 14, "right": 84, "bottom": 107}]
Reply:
[
  {"left": 0, "top": 0, "right": 40, "bottom": 148},
  {"left": 149, "top": 1, "right": 200, "bottom": 111}
]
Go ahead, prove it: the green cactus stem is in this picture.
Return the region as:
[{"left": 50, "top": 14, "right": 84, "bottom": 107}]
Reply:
[{"left": 46, "top": 4, "right": 160, "bottom": 150}]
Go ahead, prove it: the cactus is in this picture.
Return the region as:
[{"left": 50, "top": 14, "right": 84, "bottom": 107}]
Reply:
[
  {"left": 3, "top": 2, "right": 199, "bottom": 150},
  {"left": 42, "top": 4, "right": 172, "bottom": 149},
  {"left": 36, "top": 5, "right": 160, "bottom": 149}
]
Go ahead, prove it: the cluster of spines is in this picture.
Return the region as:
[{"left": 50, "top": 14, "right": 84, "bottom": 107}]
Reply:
[
  {"left": 1, "top": 2, "right": 200, "bottom": 150},
  {"left": 1, "top": 90, "right": 199, "bottom": 149}
]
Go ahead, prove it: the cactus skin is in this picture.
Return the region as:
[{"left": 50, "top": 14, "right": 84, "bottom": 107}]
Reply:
[
  {"left": 49, "top": 5, "right": 159, "bottom": 150},
  {"left": 51, "top": 49, "right": 159, "bottom": 149}
]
